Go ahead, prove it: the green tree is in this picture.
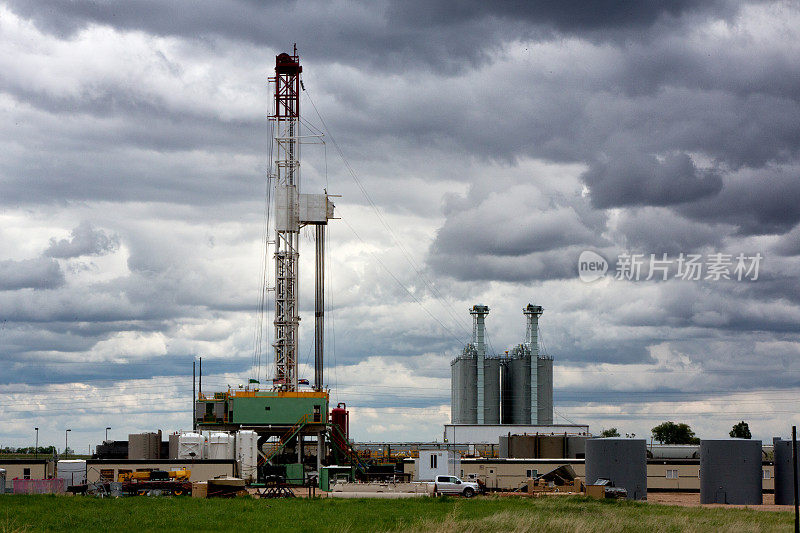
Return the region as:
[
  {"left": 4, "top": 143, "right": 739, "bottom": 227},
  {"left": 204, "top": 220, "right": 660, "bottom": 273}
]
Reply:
[
  {"left": 729, "top": 421, "right": 751, "bottom": 439},
  {"left": 651, "top": 421, "right": 700, "bottom": 444},
  {"left": 600, "top": 428, "right": 621, "bottom": 437}
]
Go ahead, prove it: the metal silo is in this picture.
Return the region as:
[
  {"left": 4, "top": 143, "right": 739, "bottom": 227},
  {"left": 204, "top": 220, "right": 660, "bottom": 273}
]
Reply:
[
  {"left": 483, "top": 358, "right": 501, "bottom": 424},
  {"left": 450, "top": 358, "right": 459, "bottom": 424},
  {"left": 536, "top": 356, "right": 553, "bottom": 425},
  {"left": 462, "top": 356, "right": 477, "bottom": 424},
  {"left": 510, "top": 353, "right": 531, "bottom": 424},
  {"left": 450, "top": 355, "right": 477, "bottom": 424},
  {"left": 772, "top": 438, "right": 798, "bottom": 505},
  {"left": 500, "top": 359, "right": 512, "bottom": 424},
  {"left": 585, "top": 438, "right": 647, "bottom": 500},
  {"left": 700, "top": 439, "right": 762, "bottom": 504},
  {"left": 450, "top": 357, "right": 463, "bottom": 424}
]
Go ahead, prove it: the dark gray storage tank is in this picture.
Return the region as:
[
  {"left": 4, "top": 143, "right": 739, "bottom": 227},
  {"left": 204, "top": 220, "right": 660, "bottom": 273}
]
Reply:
[
  {"left": 510, "top": 355, "right": 530, "bottom": 424},
  {"left": 700, "top": 439, "right": 762, "bottom": 504},
  {"left": 773, "top": 437, "right": 799, "bottom": 505},
  {"left": 567, "top": 435, "right": 587, "bottom": 459},
  {"left": 585, "top": 438, "right": 647, "bottom": 500},
  {"left": 483, "top": 358, "right": 501, "bottom": 424},
  {"left": 499, "top": 435, "right": 509, "bottom": 458},
  {"left": 536, "top": 357, "right": 553, "bottom": 425}
]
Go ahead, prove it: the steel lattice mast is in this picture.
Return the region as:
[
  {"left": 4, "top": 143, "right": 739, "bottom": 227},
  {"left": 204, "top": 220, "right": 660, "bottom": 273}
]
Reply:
[
  {"left": 269, "top": 46, "right": 334, "bottom": 393},
  {"left": 271, "top": 47, "right": 302, "bottom": 391}
]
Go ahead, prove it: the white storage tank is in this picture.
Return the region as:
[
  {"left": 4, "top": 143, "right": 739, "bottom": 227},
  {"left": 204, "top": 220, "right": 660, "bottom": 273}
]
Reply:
[
  {"left": 177, "top": 432, "right": 206, "bottom": 460},
  {"left": 207, "top": 432, "right": 235, "bottom": 460},
  {"left": 57, "top": 460, "right": 87, "bottom": 486},
  {"left": 237, "top": 430, "right": 259, "bottom": 482}
]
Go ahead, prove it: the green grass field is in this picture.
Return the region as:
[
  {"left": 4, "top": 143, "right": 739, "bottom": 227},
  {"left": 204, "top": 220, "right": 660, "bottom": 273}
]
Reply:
[{"left": 0, "top": 494, "right": 793, "bottom": 533}]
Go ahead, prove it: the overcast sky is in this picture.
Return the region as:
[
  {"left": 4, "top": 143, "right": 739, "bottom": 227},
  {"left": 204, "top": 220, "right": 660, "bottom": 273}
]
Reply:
[{"left": 2, "top": 0, "right": 800, "bottom": 450}]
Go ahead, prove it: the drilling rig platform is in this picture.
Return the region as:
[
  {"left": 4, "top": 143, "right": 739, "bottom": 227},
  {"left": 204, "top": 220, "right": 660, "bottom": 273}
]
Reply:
[{"left": 194, "top": 47, "right": 361, "bottom": 478}]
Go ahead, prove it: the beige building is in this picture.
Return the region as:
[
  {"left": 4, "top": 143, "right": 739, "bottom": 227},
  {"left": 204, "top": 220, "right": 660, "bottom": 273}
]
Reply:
[
  {"left": 405, "top": 458, "right": 775, "bottom": 492},
  {"left": 0, "top": 459, "right": 51, "bottom": 488}
]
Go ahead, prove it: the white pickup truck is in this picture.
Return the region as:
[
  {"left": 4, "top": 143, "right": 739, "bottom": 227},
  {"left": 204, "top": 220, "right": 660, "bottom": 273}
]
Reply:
[{"left": 429, "top": 475, "right": 480, "bottom": 497}]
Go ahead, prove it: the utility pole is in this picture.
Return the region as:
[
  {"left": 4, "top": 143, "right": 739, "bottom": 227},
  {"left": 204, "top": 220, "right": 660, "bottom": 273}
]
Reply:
[
  {"left": 65, "top": 429, "right": 71, "bottom": 458},
  {"left": 793, "top": 425, "right": 798, "bottom": 533},
  {"left": 34, "top": 427, "right": 38, "bottom": 459}
]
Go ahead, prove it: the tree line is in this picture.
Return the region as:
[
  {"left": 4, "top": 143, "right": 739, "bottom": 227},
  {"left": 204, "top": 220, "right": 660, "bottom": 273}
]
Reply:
[
  {"left": 0, "top": 446, "right": 58, "bottom": 455},
  {"left": 599, "top": 420, "right": 751, "bottom": 444}
]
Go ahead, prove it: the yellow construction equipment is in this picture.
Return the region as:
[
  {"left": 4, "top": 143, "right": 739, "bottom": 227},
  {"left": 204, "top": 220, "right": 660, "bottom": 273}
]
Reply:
[{"left": 118, "top": 469, "right": 190, "bottom": 482}]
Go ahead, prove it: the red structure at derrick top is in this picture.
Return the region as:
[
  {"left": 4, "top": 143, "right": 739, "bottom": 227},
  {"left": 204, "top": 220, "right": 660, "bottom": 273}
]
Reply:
[{"left": 273, "top": 47, "right": 302, "bottom": 121}]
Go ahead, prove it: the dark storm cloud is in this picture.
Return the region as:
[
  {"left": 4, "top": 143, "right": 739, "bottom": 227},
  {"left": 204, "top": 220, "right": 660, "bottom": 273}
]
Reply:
[
  {"left": 311, "top": 32, "right": 800, "bottom": 241},
  {"left": 0, "top": 354, "right": 244, "bottom": 386},
  {"left": 0, "top": 286, "right": 177, "bottom": 324},
  {"left": 3, "top": 1, "right": 797, "bottom": 220},
  {"left": 600, "top": 277, "right": 800, "bottom": 336},
  {"left": 613, "top": 39, "right": 800, "bottom": 102},
  {"left": 0, "top": 84, "right": 264, "bottom": 154},
  {"left": 401, "top": 1, "right": 729, "bottom": 27},
  {"left": 425, "top": 170, "right": 611, "bottom": 282},
  {"left": 554, "top": 339, "right": 653, "bottom": 365},
  {"left": 615, "top": 208, "right": 728, "bottom": 254},
  {"left": 583, "top": 151, "right": 723, "bottom": 208},
  {"left": 667, "top": 337, "right": 800, "bottom": 389},
  {"left": 0, "top": 258, "right": 64, "bottom": 290},
  {"left": 0, "top": 143, "right": 263, "bottom": 207},
  {"left": 427, "top": 246, "right": 585, "bottom": 283},
  {"left": 0, "top": 327, "right": 97, "bottom": 357},
  {"left": 433, "top": 205, "right": 601, "bottom": 257},
  {"left": 773, "top": 225, "right": 800, "bottom": 257},
  {"left": 0, "top": 92, "right": 265, "bottom": 206},
  {"left": 679, "top": 166, "right": 800, "bottom": 235},
  {"left": 45, "top": 222, "right": 119, "bottom": 258},
  {"left": 427, "top": 201, "right": 607, "bottom": 282},
  {"left": 5, "top": 0, "right": 737, "bottom": 72}
]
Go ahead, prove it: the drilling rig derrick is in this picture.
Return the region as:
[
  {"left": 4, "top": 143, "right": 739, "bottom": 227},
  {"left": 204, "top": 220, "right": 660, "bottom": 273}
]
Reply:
[{"left": 197, "top": 47, "right": 335, "bottom": 441}]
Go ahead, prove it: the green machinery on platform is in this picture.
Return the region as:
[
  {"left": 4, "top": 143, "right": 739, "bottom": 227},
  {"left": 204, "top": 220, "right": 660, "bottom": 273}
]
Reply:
[
  {"left": 319, "top": 465, "right": 356, "bottom": 491},
  {"left": 196, "top": 390, "right": 329, "bottom": 429}
]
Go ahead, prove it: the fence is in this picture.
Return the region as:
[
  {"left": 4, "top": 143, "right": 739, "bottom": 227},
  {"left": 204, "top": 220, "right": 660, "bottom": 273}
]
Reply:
[{"left": 12, "top": 478, "right": 66, "bottom": 494}]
